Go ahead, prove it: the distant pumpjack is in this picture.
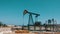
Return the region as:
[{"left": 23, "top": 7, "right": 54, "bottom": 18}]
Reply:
[{"left": 23, "top": 10, "right": 40, "bottom": 30}]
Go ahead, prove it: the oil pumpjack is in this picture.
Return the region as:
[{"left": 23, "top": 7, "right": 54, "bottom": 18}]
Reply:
[{"left": 23, "top": 10, "right": 40, "bottom": 31}]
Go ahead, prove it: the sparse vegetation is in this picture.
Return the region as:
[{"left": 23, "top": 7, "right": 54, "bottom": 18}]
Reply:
[{"left": 0, "top": 22, "right": 7, "bottom": 27}]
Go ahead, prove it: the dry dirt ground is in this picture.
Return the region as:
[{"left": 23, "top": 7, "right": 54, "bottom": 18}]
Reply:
[{"left": 2, "top": 32, "right": 60, "bottom": 34}]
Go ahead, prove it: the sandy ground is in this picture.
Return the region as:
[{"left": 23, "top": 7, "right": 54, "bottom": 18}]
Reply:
[
  {"left": 1, "top": 31, "right": 60, "bottom": 34},
  {"left": 15, "top": 32, "right": 60, "bottom": 34}
]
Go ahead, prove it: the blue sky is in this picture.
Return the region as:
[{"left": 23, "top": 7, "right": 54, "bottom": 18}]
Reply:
[{"left": 0, "top": 0, "right": 60, "bottom": 25}]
